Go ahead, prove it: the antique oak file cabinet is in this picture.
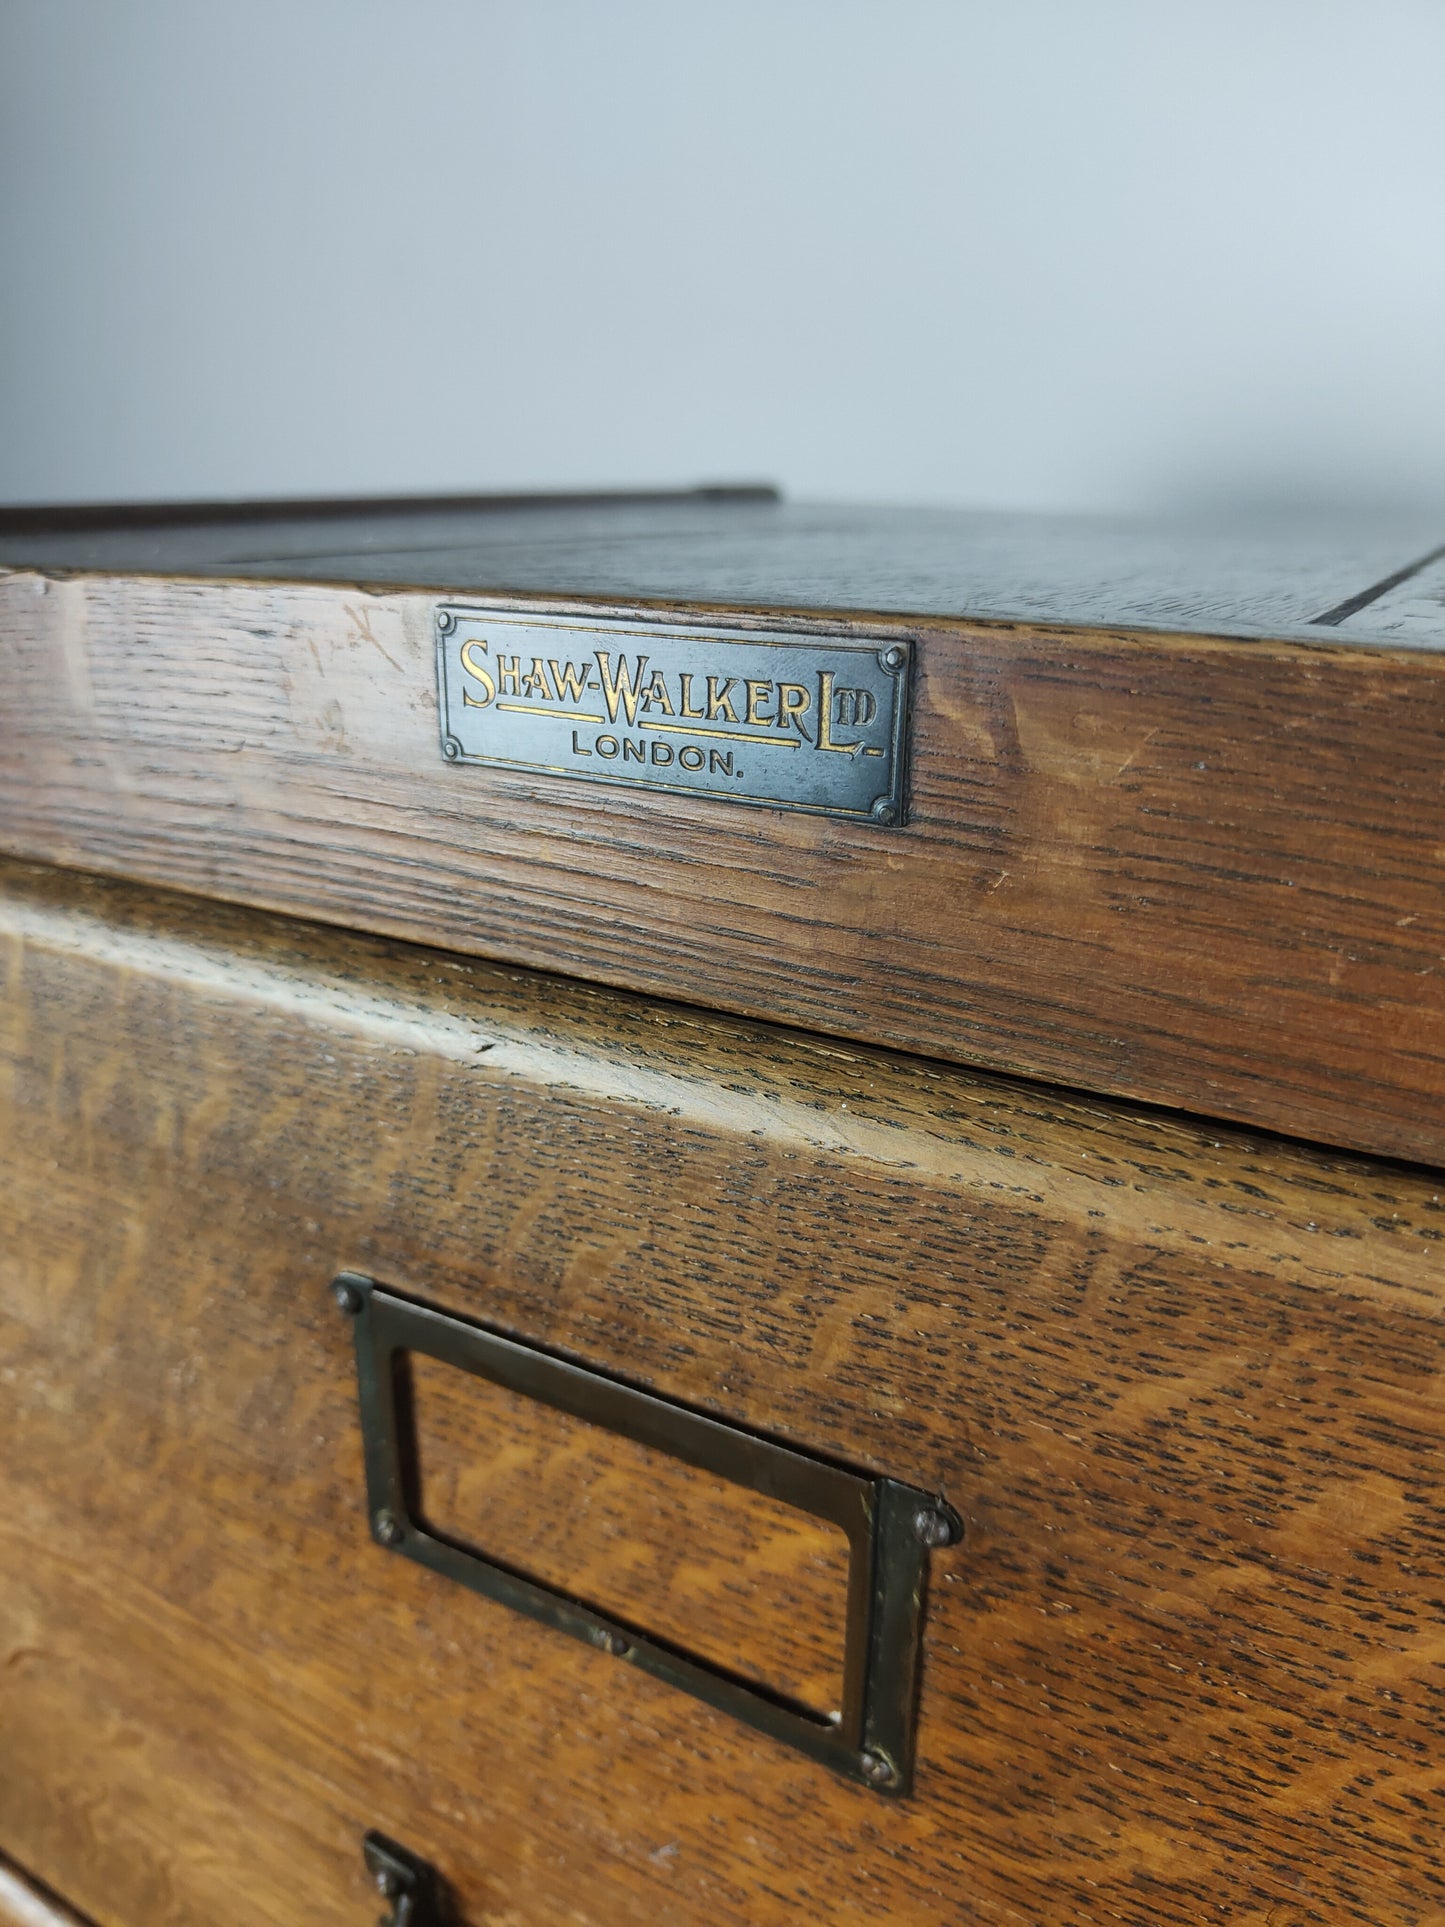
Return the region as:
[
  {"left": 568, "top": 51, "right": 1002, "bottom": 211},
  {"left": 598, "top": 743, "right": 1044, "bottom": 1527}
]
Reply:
[{"left": 2, "top": 490, "right": 1445, "bottom": 1926}]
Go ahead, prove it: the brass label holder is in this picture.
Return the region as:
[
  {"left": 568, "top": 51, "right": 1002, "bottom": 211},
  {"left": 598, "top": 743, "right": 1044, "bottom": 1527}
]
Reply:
[{"left": 333, "top": 1272, "right": 960, "bottom": 1796}]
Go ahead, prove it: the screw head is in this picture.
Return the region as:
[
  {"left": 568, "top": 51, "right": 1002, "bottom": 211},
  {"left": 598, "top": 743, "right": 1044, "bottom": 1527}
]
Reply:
[
  {"left": 860, "top": 1750, "right": 898, "bottom": 1788},
  {"left": 913, "top": 1503, "right": 960, "bottom": 1548},
  {"left": 332, "top": 1276, "right": 365, "bottom": 1315},
  {"left": 374, "top": 1509, "right": 403, "bottom": 1546},
  {"left": 871, "top": 798, "right": 898, "bottom": 824},
  {"left": 592, "top": 1627, "right": 628, "bottom": 1656},
  {"left": 881, "top": 644, "right": 906, "bottom": 670},
  {"left": 442, "top": 736, "right": 462, "bottom": 760},
  {"left": 436, "top": 609, "right": 456, "bottom": 633},
  {"left": 374, "top": 1866, "right": 400, "bottom": 1898}
]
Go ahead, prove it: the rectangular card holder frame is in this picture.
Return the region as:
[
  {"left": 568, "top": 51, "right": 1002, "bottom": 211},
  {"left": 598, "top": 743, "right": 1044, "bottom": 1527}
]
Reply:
[{"left": 334, "top": 1273, "right": 961, "bottom": 1795}]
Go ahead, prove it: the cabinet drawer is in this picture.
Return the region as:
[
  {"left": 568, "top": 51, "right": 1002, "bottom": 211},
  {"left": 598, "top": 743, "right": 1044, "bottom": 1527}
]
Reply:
[{"left": 1, "top": 857, "right": 1442, "bottom": 1925}]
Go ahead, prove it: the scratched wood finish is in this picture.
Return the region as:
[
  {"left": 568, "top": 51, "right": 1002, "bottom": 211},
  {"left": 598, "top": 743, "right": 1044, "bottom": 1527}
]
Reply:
[
  {"left": 2, "top": 858, "right": 1443, "bottom": 1926},
  {"left": 3, "top": 568, "right": 1445, "bottom": 1165},
  {"left": 410, "top": 1356, "right": 853, "bottom": 1714}
]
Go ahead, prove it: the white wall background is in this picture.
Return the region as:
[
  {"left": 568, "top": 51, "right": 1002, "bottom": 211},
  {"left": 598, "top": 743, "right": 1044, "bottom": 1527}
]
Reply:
[{"left": 2, "top": 0, "right": 1444, "bottom": 514}]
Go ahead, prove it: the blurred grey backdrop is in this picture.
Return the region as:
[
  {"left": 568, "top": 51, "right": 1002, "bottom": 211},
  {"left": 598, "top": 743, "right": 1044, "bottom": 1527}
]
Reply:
[{"left": 2, "top": 0, "right": 1443, "bottom": 513}]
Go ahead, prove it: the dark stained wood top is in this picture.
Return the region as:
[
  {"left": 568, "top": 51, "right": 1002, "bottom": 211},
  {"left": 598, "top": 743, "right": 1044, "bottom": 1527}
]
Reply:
[{"left": 4, "top": 490, "right": 1445, "bottom": 647}]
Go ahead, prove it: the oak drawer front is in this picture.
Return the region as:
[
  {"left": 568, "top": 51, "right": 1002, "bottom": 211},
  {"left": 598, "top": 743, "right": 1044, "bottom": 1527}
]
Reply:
[{"left": 1, "top": 857, "right": 1442, "bottom": 1926}]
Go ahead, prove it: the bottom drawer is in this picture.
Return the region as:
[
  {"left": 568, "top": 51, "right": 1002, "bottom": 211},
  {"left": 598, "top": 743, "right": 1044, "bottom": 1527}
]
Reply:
[{"left": 1, "top": 858, "right": 1442, "bottom": 1925}]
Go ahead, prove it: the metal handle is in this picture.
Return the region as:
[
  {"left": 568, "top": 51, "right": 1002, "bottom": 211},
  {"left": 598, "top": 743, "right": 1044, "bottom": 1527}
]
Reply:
[
  {"left": 0, "top": 1852, "right": 95, "bottom": 1927},
  {"left": 333, "top": 1272, "right": 961, "bottom": 1796},
  {"left": 363, "top": 1832, "right": 449, "bottom": 1927}
]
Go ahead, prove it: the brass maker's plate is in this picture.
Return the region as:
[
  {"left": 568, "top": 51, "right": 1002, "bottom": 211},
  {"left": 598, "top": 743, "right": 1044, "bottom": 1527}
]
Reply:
[{"left": 435, "top": 606, "right": 911, "bottom": 823}]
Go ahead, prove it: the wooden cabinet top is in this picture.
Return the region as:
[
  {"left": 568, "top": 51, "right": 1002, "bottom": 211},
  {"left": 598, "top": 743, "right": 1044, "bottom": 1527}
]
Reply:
[
  {"left": 4, "top": 489, "right": 1445, "bottom": 1167},
  {"left": 3, "top": 487, "right": 1444, "bottom": 646}
]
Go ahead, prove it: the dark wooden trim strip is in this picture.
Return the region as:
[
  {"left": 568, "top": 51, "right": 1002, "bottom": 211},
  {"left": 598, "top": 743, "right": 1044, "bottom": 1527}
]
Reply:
[
  {"left": 0, "top": 483, "right": 780, "bottom": 538},
  {"left": 1310, "top": 540, "right": 1445, "bottom": 626}
]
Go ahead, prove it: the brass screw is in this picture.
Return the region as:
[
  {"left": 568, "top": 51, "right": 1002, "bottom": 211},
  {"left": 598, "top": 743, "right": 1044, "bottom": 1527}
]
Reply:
[
  {"left": 913, "top": 1505, "right": 958, "bottom": 1548},
  {"left": 332, "top": 1277, "right": 365, "bottom": 1315}
]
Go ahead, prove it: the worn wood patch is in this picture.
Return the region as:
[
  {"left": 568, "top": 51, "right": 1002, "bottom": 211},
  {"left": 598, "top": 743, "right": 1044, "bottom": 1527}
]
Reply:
[{"left": 1, "top": 860, "right": 1442, "bottom": 1925}]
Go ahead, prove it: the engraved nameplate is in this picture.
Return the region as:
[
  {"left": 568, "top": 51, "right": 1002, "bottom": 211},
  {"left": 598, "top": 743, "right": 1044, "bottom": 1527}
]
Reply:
[{"left": 435, "top": 607, "right": 911, "bottom": 824}]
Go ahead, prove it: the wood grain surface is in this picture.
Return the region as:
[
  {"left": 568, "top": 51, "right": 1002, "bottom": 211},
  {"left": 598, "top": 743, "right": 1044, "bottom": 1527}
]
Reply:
[
  {"left": 2, "top": 858, "right": 1443, "bottom": 1925},
  {"left": 3, "top": 569, "right": 1445, "bottom": 1165},
  {"left": 410, "top": 1354, "right": 853, "bottom": 1714}
]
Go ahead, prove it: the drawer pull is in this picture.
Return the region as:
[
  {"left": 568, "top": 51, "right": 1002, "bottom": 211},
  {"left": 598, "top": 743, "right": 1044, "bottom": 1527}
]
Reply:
[{"left": 334, "top": 1272, "right": 961, "bottom": 1796}]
